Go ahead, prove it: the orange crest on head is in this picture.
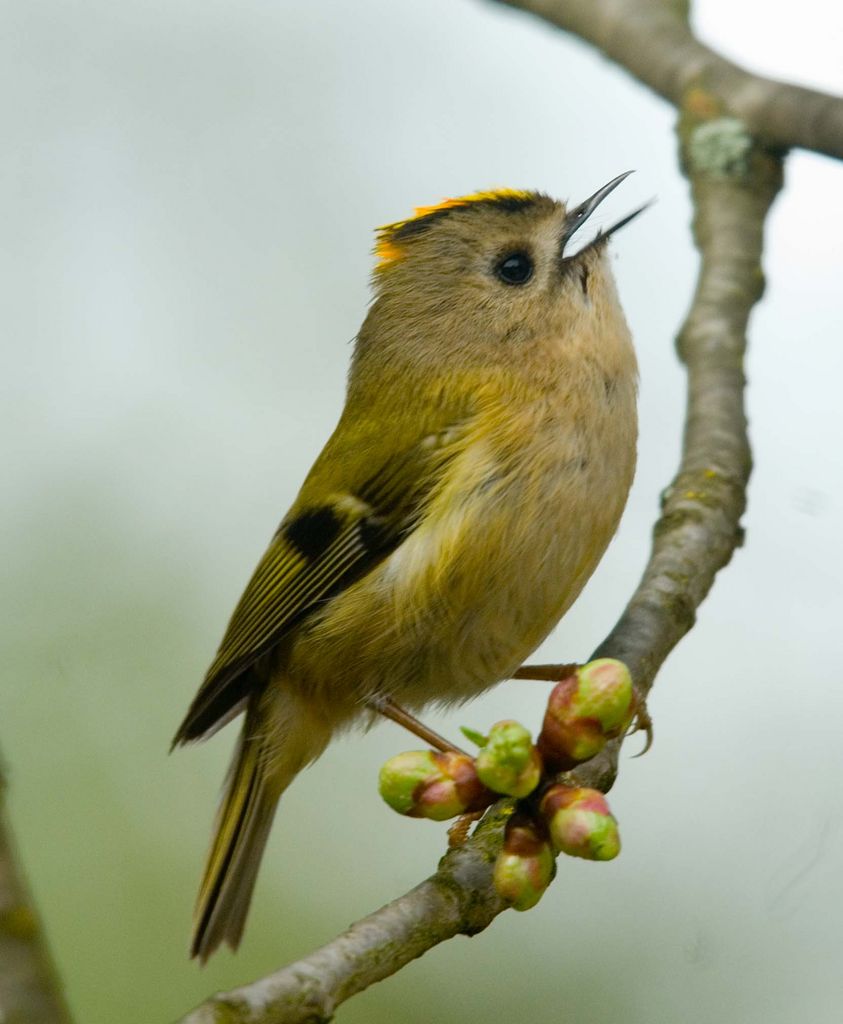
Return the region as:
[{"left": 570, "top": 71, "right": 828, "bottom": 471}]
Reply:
[{"left": 374, "top": 188, "right": 536, "bottom": 271}]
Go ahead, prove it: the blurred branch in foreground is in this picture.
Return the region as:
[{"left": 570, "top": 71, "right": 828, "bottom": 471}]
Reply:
[{"left": 0, "top": 758, "right": 74, "bottom": 1023}]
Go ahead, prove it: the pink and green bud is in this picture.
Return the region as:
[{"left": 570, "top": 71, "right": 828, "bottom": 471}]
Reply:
[
  {"left": 572, "top": 659, "right": 634, "bottom": 733},
  {"left": 540, "top": 784, "right": 621, "bottom": 861},
  {"left": 475, "top": 720, "right": 543, "bottom": 798},
  {"left": 378, "top": 750, "right": 491, "bottom": 821},
  {"left": 538, "top": 659, "right": 634, "bottom": 770},
  {"left": 493, "top": 812, "right": 555, "bottom": 911}
]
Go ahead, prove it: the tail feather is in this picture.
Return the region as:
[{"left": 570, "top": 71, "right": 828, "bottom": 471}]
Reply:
[
  {"left": 191, "top": 730, "right": 275, "bottom": 961},
  {"left": 190, "top": 694, "right": 331, "bottom": 962}
]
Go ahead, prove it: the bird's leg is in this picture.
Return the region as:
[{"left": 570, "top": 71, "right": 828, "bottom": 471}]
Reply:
[
  {"left": 368, "top": 695, "right": 467, "bottom": 755},
  {"left": 512, "top": 662, "right": 578, "bottom": 681}
]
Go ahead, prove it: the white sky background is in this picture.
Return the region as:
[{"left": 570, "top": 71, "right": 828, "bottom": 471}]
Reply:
[{"left": 1, "top": 2, "right": 841, "bottom": 1022}]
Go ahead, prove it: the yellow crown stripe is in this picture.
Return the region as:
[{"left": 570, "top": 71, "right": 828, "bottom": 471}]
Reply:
[
  {"left": 374, "top": 188, "right": 535, "bottom": 270},
  {"left": 410, "top": 188, "right": 533, "bottom": 220},
  {"left": 374, "top": 236, "right": 405, "bottom": 267}
]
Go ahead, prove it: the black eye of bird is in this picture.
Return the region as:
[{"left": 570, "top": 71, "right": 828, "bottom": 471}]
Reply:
[{"left": 495, "top": 251, "right": 534, "bottom": 286}]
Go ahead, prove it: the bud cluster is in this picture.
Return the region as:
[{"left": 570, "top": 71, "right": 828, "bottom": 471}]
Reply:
[{"left": 377, "top": 658, "right": 635, "bottom": 910}]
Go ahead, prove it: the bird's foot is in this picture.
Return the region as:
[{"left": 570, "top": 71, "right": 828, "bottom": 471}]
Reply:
[
  {"left": 628, "top": 689, "right": 654, "bottom": 756},
  {"left": 447, "top": 810, "right": 485, "bottom": 848}
]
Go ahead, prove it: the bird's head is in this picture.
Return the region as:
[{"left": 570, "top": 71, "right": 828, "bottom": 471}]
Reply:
[{"left": 368, "top": 174, "right": 645, "bottom": 348}]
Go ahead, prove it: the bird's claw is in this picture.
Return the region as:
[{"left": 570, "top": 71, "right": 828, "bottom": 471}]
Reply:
[
  {"left": 628, "top": 690, "right": 653, "bottom": 757},
  {"left": 447, "top": 810, "right": 484, "bottom": 847}
]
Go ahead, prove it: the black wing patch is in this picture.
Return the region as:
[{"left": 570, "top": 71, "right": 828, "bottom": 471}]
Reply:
[
  {"left": 284, "top": 507, "right": 342, "bottom": 560},
  {"left": 172, "top": 426, "right": 464, "bottom": 746}
]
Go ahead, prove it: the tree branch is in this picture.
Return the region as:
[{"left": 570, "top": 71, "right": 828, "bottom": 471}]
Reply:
[
  {"left": 591, "top": 125, "right": 782, "bottom": 695},
  {"left": 492, "top": 0, "right": 843, "bottom": 161},
  {"left": 177, "top": 5, "right": 799, "bottom": 1019},
  {"left": 0, "top": 760, "right": 74, "bottom": 1024}
]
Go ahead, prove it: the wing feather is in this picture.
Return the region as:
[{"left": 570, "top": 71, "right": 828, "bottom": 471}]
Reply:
[{"left": 172, "top": 423, "right": 467, "bottom": 745}]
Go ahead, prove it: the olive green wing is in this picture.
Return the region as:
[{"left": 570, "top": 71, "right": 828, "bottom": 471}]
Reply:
[{"left": 172, "top": 426, "right": 465, "bottom": 745}]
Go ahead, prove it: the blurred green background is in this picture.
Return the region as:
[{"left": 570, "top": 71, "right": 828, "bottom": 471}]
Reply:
[{"left": 2, "top": 1, "right": 842, "bottom": 1021}]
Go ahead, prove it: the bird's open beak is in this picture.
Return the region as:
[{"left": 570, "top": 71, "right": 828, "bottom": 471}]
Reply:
[{"left": 560, "top": 171, "right": 650, "bottom": 260}]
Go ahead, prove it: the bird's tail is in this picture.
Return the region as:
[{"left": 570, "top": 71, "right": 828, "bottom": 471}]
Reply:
[{"left": 190, "top": 692, "right": 331, "bottom": 962}]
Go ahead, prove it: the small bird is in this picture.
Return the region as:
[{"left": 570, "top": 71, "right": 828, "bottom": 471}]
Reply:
[{"left": 174, "top": 174, "right": 644, "bottom": 960}]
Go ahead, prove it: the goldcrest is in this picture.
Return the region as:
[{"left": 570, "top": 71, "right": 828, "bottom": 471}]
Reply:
[{"left": 174, "top": 175, "right": 644, "bottom": 960}]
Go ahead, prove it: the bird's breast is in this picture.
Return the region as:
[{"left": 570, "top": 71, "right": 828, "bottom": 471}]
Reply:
[{"left": 290, "top": 372, "right": 637, "bottom": 715}]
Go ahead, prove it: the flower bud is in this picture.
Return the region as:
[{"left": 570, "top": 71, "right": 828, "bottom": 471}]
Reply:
[
  {"left": 493, "top": 812, "right": 555, "bottom": 911},
  {"left": 571, "top": 658, "right": 634, "bottom": 733},
  {"left": 540, "top": 784, "right": 621, "bottom": 861},
  {"left": 378, "top": 750, "right": 491, "bottom": 821},
  {"left": 475, "top": 720, "right": 542, "bottom": 798},
  {"left": 538, "top": 659, "right": 634, "bottom": 770}
]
